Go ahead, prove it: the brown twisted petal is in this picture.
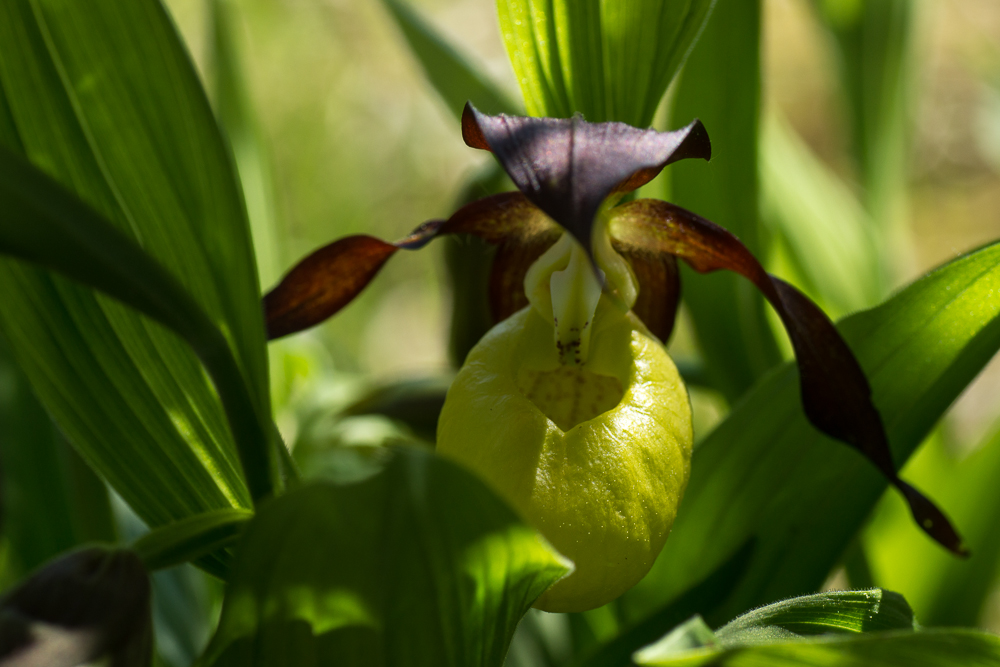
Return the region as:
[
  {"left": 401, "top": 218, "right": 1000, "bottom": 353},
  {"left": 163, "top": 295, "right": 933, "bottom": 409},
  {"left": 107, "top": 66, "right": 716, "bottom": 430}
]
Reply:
[
  {"left": 264, "top": 193, "right": 560, "bottom": 339},
  {"left": 611, "top": 239, "right": 682, "bottom": 343},
  {"left": 461, "top": 102, "right": 710, "bottom": 257},
  {"left": 608, "top": 199, "right": 968, "bottom": 556}
]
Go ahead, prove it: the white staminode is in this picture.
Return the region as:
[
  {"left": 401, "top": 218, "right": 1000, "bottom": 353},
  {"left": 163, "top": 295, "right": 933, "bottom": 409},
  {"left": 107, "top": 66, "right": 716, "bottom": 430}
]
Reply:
[{"left": 523, "top": 210, "right": 638, "bottom": 365}]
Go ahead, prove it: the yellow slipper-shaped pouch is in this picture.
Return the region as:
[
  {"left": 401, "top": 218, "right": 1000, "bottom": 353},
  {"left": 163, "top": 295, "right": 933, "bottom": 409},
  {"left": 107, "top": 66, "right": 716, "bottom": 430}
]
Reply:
[{"left": 437, "top": 303, "right": 692, "bottom": 612}]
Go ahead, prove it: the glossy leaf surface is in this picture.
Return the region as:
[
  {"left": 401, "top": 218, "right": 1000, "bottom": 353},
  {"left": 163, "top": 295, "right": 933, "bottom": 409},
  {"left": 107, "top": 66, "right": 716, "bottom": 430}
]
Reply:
[
  {"left": 0, "top": 147, "right": 275, "bottom": 510},
  {"left": 0, "top": 0, "right": 268, "bottom": 522},
  {"left": 199, "top": 448, "right": 569, "bottom": 666},
  {"left": 635, "top": 591, "right": 998, "bottom": 667},
  {"left": 625, "top": 241, "right": 1000, "bottom": 622},
  {"left": 496, "top": 0, "right": 716, "bottom": 126}
]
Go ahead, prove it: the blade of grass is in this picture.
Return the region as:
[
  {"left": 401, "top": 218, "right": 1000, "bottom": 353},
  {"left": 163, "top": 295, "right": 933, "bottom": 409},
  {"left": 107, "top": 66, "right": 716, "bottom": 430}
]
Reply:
[{"left": 669, "top": 0, "right": 783, "bottom": 401}]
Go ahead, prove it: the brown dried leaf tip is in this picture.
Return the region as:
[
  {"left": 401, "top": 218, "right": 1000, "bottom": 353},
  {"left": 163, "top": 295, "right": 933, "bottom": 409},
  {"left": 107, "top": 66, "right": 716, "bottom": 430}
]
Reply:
[{"left": 263, "top": 103, "right": 966, "bottom": 556}]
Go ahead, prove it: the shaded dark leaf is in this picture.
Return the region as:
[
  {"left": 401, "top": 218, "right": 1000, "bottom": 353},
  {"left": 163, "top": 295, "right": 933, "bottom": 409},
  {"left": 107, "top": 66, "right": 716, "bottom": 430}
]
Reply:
[
  {"left": 461, "top": 103, "right": 710, "bottom": 255},
  {"left": 199, "top": 448, "right": 568, "bottom": 666},
  {"left": 609, "top": 199, "right": 965, "bottom": 555},
  {"left": 132, "top": 509, "right": 252, "bottom": 573},
  {"left": 341, "top": 376, "right": 453, "bottom": 442},
  {"left": 0, "top": 548, "right": 151, "bottom": 667}
]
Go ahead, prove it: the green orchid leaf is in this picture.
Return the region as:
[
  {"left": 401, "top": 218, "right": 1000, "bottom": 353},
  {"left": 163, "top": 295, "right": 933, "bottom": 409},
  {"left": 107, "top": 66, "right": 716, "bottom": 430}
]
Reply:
[
  {"left": 713, "top": 589, "right": 916, "bottom": 642},
  {"left": 638, "top": 628, "right": 1000, "bottom": 667},
  {"left": 634, "top": 591, "right": 998, "bottom": 667},
  {"left": 0, "top": 0, "right": 271, "bottom": 523},
  {"left": 760, "top": 112, "right": 885, "bottom": 318},
  {"left": 0, "top": 547, "right": 153, "bottom": 667},
  {"left": 495, "top": 0, "right": 715, "bottom": 127},
  {"left": 382, "top": 0, "right": 519, "bottom": 119},
  {"left": 198, "top": 448, "right": 570, "bottom": 666},
  {"left": 636, "top": 588, "right": 913, "bottom": 663},
  {"left": 0, "top": 336, "right": 116, "bottom": 576},
  {"left": 133, "top": 509, "right": 253, "bottom": 573},
  {"left": 865, "top": 424, "right": 1000, "bottom": 627},
  {"left": 0, "top": 146, "right": 275, "bottom": 512},
  {"left": 624, "top": 240, "right": 1000, "bottom": 623},
  {"left": 669, "top": 0, "right": 782, "bottom": 401}
]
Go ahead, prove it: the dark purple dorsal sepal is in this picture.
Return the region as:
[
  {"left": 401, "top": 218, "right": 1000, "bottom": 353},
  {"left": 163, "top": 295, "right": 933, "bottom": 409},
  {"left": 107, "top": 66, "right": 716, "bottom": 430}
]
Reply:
[{"left": 461, "top": 102, "right": 711, "bottom": 257}]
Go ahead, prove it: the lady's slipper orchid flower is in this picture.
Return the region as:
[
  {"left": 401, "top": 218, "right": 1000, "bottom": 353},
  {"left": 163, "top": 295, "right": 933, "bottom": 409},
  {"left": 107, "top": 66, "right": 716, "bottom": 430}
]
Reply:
[{"left": 264, "top": 103, "right": 965, "bottom": 611}]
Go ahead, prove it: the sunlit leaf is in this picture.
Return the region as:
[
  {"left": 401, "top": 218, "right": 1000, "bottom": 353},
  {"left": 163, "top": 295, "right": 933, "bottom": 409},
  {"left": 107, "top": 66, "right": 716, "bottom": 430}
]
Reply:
[
  {"left": 495, "top": 0, "right": 715, "bottom": 126},
  {"left": 634, "top": 590, "right": 998, "bottom": 667},
  {"left": 198, "top": 448, "right": 570, "bottom": 666},
  {"left": 0, "top": 147, "right": 275, "bottom": 513},
  {"left": 624, "top": 240, "right": 1000, "bottom": 623},
  {"left": 0, "top": 0, "right": 271, "bottom": 525},
  {"left": 865, "top": 424, "right": 1000, "bottom": 627}
]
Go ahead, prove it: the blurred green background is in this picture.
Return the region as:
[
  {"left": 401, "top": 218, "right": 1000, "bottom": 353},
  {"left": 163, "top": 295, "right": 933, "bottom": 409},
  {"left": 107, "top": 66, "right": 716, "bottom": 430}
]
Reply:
[{"left": 162, "top": 0, "right": 1000, "bottom": 632}]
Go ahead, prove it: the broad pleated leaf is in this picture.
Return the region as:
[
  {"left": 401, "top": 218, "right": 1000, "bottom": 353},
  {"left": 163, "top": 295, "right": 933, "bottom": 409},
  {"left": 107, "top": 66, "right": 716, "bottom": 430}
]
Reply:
[
  {"left": 382, "top": 0, "right": 519, "bottom": 119},
  {"left": 639, "top": 629, "right": 1000, "bottom": 667},
  {"left": 669, "top": 0, "right": 782, "bottom": 401},
  {"left": 198, "top": 448, "right": 569, "bottom": 666},
  {"left": 0, "top": 0, "right": 270, "bottom": 524},
  {"left": 0, "top": 148, "right": 275, "bottom": 509},
  {"left": 496, "top": 0, "right": 716, "bottom": 126},
  {"left": 634, "top": 591, "right": 998, "bottom": 667},
  {"left": 624, "top": 241, "right": 1000, "bottom": 623},
  {"left": 0, "top": 337, "right": 116, "bottom": 577}
]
